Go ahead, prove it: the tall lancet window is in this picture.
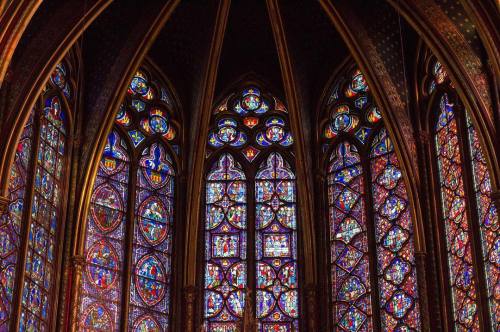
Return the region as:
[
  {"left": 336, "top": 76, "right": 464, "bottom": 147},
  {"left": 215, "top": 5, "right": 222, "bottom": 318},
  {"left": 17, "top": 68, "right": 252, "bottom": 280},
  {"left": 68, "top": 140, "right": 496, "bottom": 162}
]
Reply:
[
  {"left": 0, "top": 59, "right": 74, "bottom": 331},
  {"left": 422, "top": 53, "right": 499, "bottom": 331},
  {"left": 321, "top": 66, "right": 421, "bottom": 331},
  {"left": 78, "top": 68, "right": 180, "bottom": 331},
  {"left": 203, "top": 86, "right": 299, "bottom": 331}
]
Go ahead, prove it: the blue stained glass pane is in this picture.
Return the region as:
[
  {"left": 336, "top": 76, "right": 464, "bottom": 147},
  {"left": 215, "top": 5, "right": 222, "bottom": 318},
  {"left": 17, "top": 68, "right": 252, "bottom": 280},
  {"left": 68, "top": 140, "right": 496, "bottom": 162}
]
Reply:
[
  {"left": 280, "top": 133, "right": 294, "bottom": 147},
  {"left": 265, "top": 117, "right": 285, "bottom": 127},
  {"left": 204, "top": 154, "right": 247, "bottom": 329},
  {"left": 230, "top": 132, "right": 247, "bottom": 147},
  {"left": 256, "top": 132, "right": 272, "bottom": 147},
  {"left": 128, "top": 130, "right": 145, "bottom": 147},
  {"left": 255, "top": 100, "right": 270, "bottom": 114},
  {"left": 355, "top": 127, "right": 372, "bottom": 144},
  {"left": 132, "top": 99, "right": 146, "bottom": 112}
]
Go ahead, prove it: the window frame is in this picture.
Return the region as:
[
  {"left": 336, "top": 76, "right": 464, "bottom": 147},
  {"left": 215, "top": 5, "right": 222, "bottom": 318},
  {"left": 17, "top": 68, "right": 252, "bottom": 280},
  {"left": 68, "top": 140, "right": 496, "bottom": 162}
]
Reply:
[{"left": 198, "top": 83, "right": 303, "bottom": 331}]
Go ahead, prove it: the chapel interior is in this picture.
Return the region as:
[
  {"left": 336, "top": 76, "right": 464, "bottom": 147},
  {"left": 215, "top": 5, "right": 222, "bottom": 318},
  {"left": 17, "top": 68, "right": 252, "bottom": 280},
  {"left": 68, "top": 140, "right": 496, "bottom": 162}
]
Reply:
[{"left": 0, "top": 1, "right": 498, "bottom": 331}]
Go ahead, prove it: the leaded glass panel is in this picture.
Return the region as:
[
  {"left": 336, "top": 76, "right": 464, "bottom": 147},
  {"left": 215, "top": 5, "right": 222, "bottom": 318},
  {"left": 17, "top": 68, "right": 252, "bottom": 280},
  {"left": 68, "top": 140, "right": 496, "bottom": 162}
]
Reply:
[
  {"left": 434, "top": 94, "right": 479, "bottom": 331},
  {"left": 0, "top": 113, "right": 34, "bottom": 330}
]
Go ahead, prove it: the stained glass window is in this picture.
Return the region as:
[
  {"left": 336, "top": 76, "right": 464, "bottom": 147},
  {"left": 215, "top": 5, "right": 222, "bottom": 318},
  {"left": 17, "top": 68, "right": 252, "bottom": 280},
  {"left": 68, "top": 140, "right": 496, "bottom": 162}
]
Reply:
[
  {"left": 466, "top": 115, "right": 500, "bottom": 330},
  {"left": 21, "top": 96, "right": 69, "bottom": 331},
  {"left": 78, "top": 67, "right": 180, "bottom": 331},
  {"left": 0, "top": 113, "right": 34, "bottom": 330},
  {"left": 327, "top": 142, "right": 372, "bottom": 331},
  {"left": 322, "top": 66, "right": 421, "bottom": 331},
  {"left": 255, "top": 152, "right": 299, "bottom": 331},
  {"left": 434, "top": 94, "right": 480, "bottom": 330},
  {"left": 370, "top": 129, "right": 420, "bottom": 330},
  {"left": 426, "top": 55, "right": 499, "bottom": 331},
  {"left": 204, "top": 153, "right": 247, "bottom": 331},
  {"left": 203, "top": 87, "right": 299, "bottom": 331},
  {"left": 79, "top": 131, "right": 129, "bottom": 331},
  {"left": 0, "top": 58, "right": 73, "bottom": 331}
]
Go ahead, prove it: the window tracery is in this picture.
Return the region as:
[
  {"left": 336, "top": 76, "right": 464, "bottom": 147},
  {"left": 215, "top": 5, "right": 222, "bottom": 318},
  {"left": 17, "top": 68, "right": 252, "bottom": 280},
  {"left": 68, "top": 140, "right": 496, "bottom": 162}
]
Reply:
[
  {"left": 78, "top": 67, "right": 180, "bottom": 331},
  {"left": 0, "top": 59, "right": 74, "bottom": 331},
  {"left": 321, "top": 66, "right": 421, "bottom": 331},
  {"left": 423, "top": 53, "right": 499, "bottom": 331},
  {"left": 203, "top": 86, "right": 299, "bottom": 331}
]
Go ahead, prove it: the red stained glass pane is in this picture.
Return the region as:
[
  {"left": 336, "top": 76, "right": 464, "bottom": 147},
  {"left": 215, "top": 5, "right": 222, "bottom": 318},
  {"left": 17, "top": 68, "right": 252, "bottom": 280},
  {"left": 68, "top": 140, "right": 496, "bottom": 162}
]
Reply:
[
  {"left": 467, "top": 115, "right": 500, "bottom": 330},
  {"left": 435, "top": 95, "right": 480, "bottom": 331},
  {"left": 370, "top": 129, "right": 420, "bottom": 331}
]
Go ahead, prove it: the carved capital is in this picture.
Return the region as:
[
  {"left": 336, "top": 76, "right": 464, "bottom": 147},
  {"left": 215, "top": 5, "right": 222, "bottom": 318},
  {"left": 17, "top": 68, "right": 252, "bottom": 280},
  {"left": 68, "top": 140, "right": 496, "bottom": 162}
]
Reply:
[
  {"left": 0, "top": 196, "right": 8, "bottom": 213},
  {"left": 71, "top": 255, "right": 85, "bottom": 270},
  {"left": 183, "top": 285, "right": 197, "bottom": 332},
  {"left": 305, "top": 283, "right": 317, "bottom": 331}
]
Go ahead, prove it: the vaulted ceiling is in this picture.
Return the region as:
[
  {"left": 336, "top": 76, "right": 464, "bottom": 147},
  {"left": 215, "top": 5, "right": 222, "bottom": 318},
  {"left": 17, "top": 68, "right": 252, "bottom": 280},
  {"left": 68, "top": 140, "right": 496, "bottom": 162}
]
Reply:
[{"left": 0, "top": 0, "right": 496, "bottom": 199}]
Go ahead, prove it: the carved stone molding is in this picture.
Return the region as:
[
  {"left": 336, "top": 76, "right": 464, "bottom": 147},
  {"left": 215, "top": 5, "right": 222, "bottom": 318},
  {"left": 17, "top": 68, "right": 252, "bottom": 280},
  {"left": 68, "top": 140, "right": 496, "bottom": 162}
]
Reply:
[
  {"left": 314, "top": 169, "right": 326, "bottom": 183},
  {"left": 69, "top": 255, "right": 85, "bottom": 332},
  {"left": 408, "top": 0, "right": 493, "bottom": 120},
  {"left": 71, "top": 255, "right": 85, "bottom": 269},
  {"left": 183, "top": 285, "right": 197, "bottom": 332},
  {"left": 0, "top": 195, "right": 8, "bottom": 213}
]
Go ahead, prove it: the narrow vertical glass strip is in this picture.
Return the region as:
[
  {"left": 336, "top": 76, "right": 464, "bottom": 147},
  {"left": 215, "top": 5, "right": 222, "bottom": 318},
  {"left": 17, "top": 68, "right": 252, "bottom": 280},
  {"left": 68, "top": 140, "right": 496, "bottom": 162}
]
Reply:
[
  {"left": 434, "top": 95, "right": 479, "bottom": 331},
  {"left": 370, "top": 128, "right": 420, "bottom": 331},
  {"left": 0, "top": 112, "right": 34, "bottom": 330},
  {"left": 255, "top": 152, "right": 299, "bottom": 331},
  {"left": 466, "top": 114, "right": 500, "bottom": 330},
  {"left": 20, "top": 97, "right": 67, "bottom": 331},
  {"left": 128, "top": 143, "right": 175, "bottom": 330},
  {"left": 328, "top": 142, "right": 373, "bottom": 331},
  {"left": 203, "top": 153, "right": 247, "bottom": 331},
  {"left": 79, "top": 131, "right": 129, "bottom": 331}
]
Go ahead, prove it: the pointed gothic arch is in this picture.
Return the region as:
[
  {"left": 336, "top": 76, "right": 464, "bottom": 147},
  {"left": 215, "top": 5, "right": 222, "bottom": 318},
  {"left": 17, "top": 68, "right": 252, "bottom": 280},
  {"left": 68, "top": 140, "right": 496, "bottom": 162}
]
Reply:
[
  {"left": 0, "top": 51, "right": 78, "bottom": 331},
  {"left": 72, "top": 64, "right": 183, "bottom": 331},
  {"left": 200, "top": 84, "right": 301, "bottom": 331},
  {"left": 317, "top": 62, "right": 423, "bottom": 331},
  {"left": 416, "top": 46, "right": 499, "bottom": 331}
]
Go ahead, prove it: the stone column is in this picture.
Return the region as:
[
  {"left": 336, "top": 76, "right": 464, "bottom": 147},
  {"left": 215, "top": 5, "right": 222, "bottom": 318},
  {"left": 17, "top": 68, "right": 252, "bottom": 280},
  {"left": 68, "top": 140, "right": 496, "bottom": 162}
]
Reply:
[
  {"left": 183, "top": 285, "right": 197, "bottom": 332},
  {"left": 69, "top": 255, "right": 84, "bottom": 332},
  {"left": 305, "top": 283, "right": 317, "bottom": 331}
]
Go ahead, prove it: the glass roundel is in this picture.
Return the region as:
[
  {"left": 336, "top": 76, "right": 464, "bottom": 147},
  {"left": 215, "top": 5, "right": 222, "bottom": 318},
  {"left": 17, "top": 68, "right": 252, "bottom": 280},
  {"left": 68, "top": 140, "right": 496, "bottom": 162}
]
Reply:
[
  {"left": 204, "top": 85, "right": 300, "bottom": 331},
  {"left": 121, "top": 69, "right": 178, "bottom": 149},
  {"left": 323, "top": 65, "right": 421, "bottom": 331},
  {"left": 207, "top": 86, "right": 293, "bottom": 163},
  {"left": 79, "top": 66, "right": 178, "bottom": 331},
  {"left": 322, "top": 68, "right": 380, "bottom": 147}
]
